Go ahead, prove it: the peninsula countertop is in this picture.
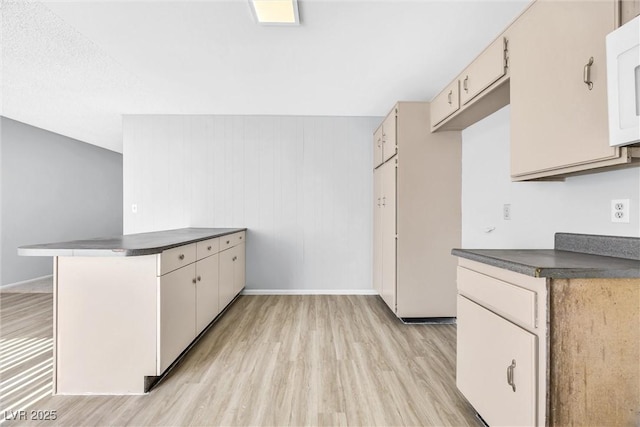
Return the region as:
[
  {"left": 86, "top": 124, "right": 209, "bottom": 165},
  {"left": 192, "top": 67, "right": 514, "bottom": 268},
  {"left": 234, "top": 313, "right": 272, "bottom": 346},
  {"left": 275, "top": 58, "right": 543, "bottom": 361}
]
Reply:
[
  {"left": 18, "top": 227, "right": 247, "bottom": 257},
  {"left": 452, "top": 233, "right": 640, "bottom": 279}
]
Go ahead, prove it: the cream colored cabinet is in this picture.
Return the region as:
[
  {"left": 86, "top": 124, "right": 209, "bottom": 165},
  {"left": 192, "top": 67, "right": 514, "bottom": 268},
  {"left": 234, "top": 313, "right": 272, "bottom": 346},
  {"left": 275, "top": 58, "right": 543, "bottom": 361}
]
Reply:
[
  {"left": 158, "top": 263, "right": 197, "bottom": 373},
  {"left": 457, "top": 295, "right": 537, "bottom": 427},
  {"left": 431, "top": 80, "right": 460, "bottom": 127},
  {"left": 219, "top": 233, "right": 246, "bottom": 311},
  {"left": 509, "top": 0, "right": 633, "bottom": 180},
  {"left": 459, "top": 37, "right": 508, "bottom": 106},
  {"left": 373, "top": 125, "right": 383, "bottom": 168},
  {"left": 381, "top": 111, "right": 397, "bottom": 163},
  {"left": 378, "top": 159, "right": 397, "bottom": 311},
  {"left": 372, "top": 102, "right": 461, "bottom": 318},
  {"left": 431, "top": 34, "right": 510, "bottom": 131},
  {"left": 195, "top": 253, "right": 219, "bottom": 335}
]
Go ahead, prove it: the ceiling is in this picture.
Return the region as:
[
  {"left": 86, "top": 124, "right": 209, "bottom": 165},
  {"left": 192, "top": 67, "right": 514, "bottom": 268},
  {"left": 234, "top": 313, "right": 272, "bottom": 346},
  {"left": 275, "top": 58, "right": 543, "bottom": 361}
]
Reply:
[{"left": 1, "top": 0, "right": 530, "bottom": 153}]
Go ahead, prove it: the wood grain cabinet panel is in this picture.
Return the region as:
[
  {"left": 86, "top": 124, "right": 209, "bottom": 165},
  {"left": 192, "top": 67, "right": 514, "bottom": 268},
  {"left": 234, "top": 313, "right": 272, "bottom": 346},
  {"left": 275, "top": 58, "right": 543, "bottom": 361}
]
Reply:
[{"left": 509, "top": 0, "right": 627, "bottom": 179}]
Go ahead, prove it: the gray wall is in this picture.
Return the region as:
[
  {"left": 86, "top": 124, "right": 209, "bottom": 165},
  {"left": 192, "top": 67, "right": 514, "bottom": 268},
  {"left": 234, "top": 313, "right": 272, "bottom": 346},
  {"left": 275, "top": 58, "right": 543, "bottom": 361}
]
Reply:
[
  {"left": 123, "top": 115, "right": 379, "bottom": 293},
  {"left": 1, "top": 117, "right": 123, "bottom": 286}
]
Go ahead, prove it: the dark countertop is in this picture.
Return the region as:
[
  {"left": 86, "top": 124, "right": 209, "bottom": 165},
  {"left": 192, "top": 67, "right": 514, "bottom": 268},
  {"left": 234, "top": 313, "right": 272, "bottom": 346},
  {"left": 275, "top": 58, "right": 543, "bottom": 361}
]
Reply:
[
  {"left": 18, "top": 228, "right": 246, "bottom": 257},
  {"left": 452, "top": 233, "right": 640, "bottom": 279}
]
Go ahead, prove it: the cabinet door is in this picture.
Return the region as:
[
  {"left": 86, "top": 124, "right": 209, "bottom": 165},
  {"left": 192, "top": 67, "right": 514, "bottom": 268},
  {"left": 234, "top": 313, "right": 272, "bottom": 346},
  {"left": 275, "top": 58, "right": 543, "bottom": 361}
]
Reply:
[
  {"left": 381, "top": 111, "right": 397, "bottom": 163},
  {"left": 159, "top": 264, "right": 196, "bottom": 373},
  {"left": 431, "top": 80, "right": 460, "bottom": 128},
  {"left": 510, "top": 0, "right": 619, "bottom": 177},
  {"left": 195, "top": 254, "right": 219, "bottom": 335},
  {"left": 373, "top": 168, "right": 383, "bottom": 296},
  {"left": 373, "top": 126, "right": 384, "bottom": 168},
  {"left": 380, "top": 160, "right": 397, "bottom": 312},
  {"left": 457, "top": 296, "right": 537, "bottom": 427},
  {"left": 233, "top": 243, "right": 246, "bottom": 295},
  {"left": 460, "top": 36, "right": 507, "bottom": 105},
  {"left": 219, "top": 248, "right": 235, "bottom": 311}
]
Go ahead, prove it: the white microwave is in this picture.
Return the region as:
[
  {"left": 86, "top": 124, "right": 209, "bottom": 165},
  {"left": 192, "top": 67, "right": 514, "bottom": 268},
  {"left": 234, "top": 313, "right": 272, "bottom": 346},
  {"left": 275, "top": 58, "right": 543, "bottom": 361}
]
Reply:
[{"left": 606, "top": 15, "right": 640, "bottom": 147}]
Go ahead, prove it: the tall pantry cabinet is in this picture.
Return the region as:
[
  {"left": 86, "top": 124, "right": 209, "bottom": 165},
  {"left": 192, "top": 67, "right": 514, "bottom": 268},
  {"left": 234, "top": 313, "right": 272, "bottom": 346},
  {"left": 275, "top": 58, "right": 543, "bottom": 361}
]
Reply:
[{"left": 373, "top": 102, "right": 462, "bottom": 319}]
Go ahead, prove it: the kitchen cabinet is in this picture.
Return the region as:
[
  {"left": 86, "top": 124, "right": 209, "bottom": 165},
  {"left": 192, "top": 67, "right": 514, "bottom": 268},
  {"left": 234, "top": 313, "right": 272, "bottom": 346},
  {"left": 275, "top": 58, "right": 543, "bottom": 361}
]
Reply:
[
  {"left": 159, "top": 262, "right": 197, "bottom": 373},
  {"left": 431, "top": 34, "right": 510, "bottom": 132},
  {"left": 455, "top": 256, "right": 640, "bottom": 426},
  {"left": 509, "top": 0, "right": 634, "bottom": 180},
  {"left": 373, "top": 102, "right": 461, "bottom": 318},
  {"left": 457, "top": 296, "right": 537, "bottom": 427},
  {"left": 373, "top": 125, "right": 383, "bottom": 168},
  {"left": 381, "top": 110, "right": 397, "bottom": 164},
  {"left": 219, "top": 234, "right": 246, "bottom": 311},
  {"left": 44, "top": 228, "right": 246, "bottom": 394}
]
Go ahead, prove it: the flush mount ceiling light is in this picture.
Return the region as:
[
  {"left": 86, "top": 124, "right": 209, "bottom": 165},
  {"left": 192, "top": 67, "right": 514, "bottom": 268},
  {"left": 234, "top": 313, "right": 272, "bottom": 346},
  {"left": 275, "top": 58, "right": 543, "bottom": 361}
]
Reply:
[{"left": 250, "top": 0, "right": 299, "bottom": 25}]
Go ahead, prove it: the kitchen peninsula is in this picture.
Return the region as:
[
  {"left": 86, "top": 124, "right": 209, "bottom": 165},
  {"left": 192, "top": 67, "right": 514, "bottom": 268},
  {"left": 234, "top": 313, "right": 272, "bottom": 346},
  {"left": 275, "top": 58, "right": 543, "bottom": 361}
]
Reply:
[{"left": 18, "top": 228, "right": 246, "bottom": 395}]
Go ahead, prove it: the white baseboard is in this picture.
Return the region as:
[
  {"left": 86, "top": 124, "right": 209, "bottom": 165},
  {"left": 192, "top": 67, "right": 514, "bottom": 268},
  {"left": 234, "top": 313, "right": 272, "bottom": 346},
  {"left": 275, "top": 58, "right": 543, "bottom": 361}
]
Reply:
[
  {"left": 1, "top": 274, "right": 53, "bottom": 290},
  {"left": 241, "top": 289, "right": 378, "bottom": 296}
]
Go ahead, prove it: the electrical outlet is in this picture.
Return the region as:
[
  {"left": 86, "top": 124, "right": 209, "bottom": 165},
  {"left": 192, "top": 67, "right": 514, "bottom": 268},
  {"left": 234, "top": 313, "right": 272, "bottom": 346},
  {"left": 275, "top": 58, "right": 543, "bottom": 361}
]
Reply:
[
  {"left": 503, "top": 204, "right": 511, "bottom": 220},
  {"left": 131, "top": 204, "right": 138, "bottom": 214},
  {"left": 611, "top": 199, "right": 629, "bottom": 223}
]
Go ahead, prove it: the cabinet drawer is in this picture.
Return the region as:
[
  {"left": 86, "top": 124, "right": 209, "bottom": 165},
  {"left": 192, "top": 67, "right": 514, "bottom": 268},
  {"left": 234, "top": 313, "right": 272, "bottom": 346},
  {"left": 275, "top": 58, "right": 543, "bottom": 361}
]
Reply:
[
  {"left": 159, "top": 244, "right": 196, "bottom": 276},
  {"left": 431, "top": 80, "right": 460, "bottom": 127},
  {"left": 457, "top": 266, "right": 537, "bottom": 329},
  {"left": 196, "top": 238, "right": 220, "bottom": 260},
  {"left": 457, "top": 295, "right": 537, "bottom": 427},
  {"left": 220, "top": 232, "right": 245, "bottom": 251},
  {"left": 459, "top": 36, "right": 507, "bottom": 105}
]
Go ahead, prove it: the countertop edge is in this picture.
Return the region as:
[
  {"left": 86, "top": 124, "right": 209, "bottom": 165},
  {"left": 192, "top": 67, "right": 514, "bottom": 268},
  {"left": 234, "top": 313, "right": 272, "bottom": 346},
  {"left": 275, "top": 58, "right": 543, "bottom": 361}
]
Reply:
[{"left": 18, "top": 228, "right": 247, "bottom": 257}]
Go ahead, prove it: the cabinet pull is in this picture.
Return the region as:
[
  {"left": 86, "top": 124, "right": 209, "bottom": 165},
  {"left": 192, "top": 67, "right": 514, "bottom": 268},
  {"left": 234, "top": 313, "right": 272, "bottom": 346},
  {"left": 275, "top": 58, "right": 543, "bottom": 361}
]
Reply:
[
  {"left": 377, "top": 197, "right": 381, "bottom": 207},
  {"left": 197, "top": 276, "right": 201, "bottom": 282},
  {"left": 583, "top": 57, "right": 594, "bottom": 90},
  {"left": 179, "top": 254, "right": 185, "bottom": 260},
  {"left": 232, "top": 256, "right": 237, "bottom": 261},
  {"left": 382, "top": 196, "right": 386, "bottom": 207},
  {"left": 192, "top": 278, "right": 197, "bottom": 284},
  {"left": 226, "top": 240, "right": 230, "bottom": 244},
  {"left": 506, "top": 359, "right": 517, "bottom": 392},
  {"left": 447, "top": 90, "right": 453, "bottom": 105},
  {"left": 207, "top": 245, "right": 212, "bottom": 251},
  {"left": 463, "top": 76, "right": 469, "bottom": 92}
]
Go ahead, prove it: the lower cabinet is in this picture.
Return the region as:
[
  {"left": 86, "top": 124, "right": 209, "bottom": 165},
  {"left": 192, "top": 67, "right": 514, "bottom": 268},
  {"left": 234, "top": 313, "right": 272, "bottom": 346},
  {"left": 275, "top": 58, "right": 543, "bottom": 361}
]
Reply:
[
  {"left": 159, "top": 264, "right": 197, "bottom": 373},
  {"left": 195, "top": 253, "right": 219, "bottom": 335},
  {"left": 219, "top": 242, "right": 246, "bottom": 310},
  {"left": 457, "top": 296, "right": 536, "bottom": 427}
]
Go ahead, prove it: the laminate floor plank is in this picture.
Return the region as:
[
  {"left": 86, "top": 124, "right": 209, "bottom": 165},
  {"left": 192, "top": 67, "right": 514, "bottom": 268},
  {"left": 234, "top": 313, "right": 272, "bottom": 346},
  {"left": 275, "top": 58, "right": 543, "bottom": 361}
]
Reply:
[{"left": 2, "top": 294, "right": 479, "bottom": 426}]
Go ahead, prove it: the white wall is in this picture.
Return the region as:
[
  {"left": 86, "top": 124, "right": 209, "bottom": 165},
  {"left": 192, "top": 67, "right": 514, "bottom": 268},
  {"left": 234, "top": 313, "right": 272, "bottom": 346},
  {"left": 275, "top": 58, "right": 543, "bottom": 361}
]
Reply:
[
  {"left": 123, "top": 115, "right": 379, "bottom": 293},
  {"left": 462, "top": 106, "right": 640, "bottom": 249}
]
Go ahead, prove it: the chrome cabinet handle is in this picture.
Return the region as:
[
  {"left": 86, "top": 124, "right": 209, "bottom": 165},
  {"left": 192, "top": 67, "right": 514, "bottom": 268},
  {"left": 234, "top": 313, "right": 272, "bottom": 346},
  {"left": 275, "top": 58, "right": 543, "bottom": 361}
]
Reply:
[
  {"left": 179, "top": 254, "right": 185, "bottom": 260},
  {"left": 583, "top": 57, "right": 594, "bottom": 90},
  {"left": 463, "top": 76, "right": 469, "bottom": 92},
  {"left": 447, "top": 90, "right": 453, "bottom": 105},
  {"left": 197, "top": 276, "right": 201, "bottom": 282},
  {"left": 192, "top": 278, "right": 197, "bottom": 284},
  {"left": 506, "top": 359, "right": 517, "bottom": 392},
  {"left": 207, "top": 245, "right": 212, "bottom": 251}
]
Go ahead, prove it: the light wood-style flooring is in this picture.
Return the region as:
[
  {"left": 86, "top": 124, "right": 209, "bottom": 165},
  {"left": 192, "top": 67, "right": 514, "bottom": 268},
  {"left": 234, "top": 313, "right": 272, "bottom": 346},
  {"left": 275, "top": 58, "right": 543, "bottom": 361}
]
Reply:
[{"left": 1, "top": 294, "right": 479, "bottom": 426}]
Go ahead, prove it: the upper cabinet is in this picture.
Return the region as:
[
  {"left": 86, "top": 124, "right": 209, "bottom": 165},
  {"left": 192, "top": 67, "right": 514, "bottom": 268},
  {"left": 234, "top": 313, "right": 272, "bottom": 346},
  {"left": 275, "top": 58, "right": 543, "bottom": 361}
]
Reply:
[
  {"left": 431, "top": 0, "right": 640, "bottom": 181},
  {"left": 509, "top": 0, "right": 634, "bottom": 180},
  {"left": 431, "top": 35, "right": 510, "bottom": 132},
  {"left": 374, "top": 107, "right": 398, "bottom": 168}
]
